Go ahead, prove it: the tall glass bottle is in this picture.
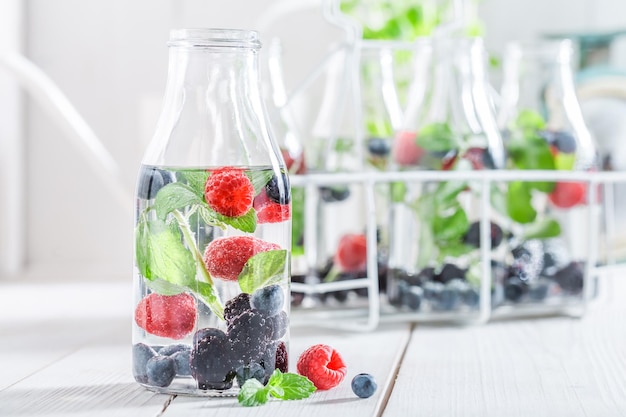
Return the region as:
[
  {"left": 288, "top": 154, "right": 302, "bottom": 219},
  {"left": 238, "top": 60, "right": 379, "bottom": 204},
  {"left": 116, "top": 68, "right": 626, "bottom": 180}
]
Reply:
[
  {"left": 495, "top": 39, "right": 599, "bottom": 315},
  {"left": 132, "top": 29, "right": 291, "bottom": 395},
  {"left": 387, "top": 37, "right": 505, "bottom": 323}
]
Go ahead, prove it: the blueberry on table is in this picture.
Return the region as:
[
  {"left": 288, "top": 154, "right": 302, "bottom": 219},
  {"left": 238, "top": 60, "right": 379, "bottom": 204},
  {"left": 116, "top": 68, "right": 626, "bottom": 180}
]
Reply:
[
  {"left": 133, "top": 343, "right": 158, "bottom": 384},
  {"left": 137, "top": 167, "right": 172, "bottom": 199},
  {"left": 250, "top": 285, "right": 284, "bottom": 316},
  {"left": 367, "top": 137, "right": 391, "bottom": 157},
  {"left": 351, "top": 373, "right": 378, "bottom": 398},
  {"left": 146, "top": 356, "right": 176, "bottom": 388},
  {"left": 265, "top": 172, "right": 291, "bottom": 204}
]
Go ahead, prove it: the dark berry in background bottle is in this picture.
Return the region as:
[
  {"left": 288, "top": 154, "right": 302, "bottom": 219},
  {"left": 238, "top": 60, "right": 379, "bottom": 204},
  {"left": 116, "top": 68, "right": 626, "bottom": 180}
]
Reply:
[
  {"left": 403, "top": 285, "right": 423, "bottom": 311},
  {"left": 504, "top": 276, "right": 527, "bottom": 302},
  {"left": 553, "top": 261, "right": 584, "bottom": 294},
  {"left": 319, "top": 186, "right": 351, "bottom": 202},
  {"left": 266, "top": 172, "right": 290, "bottom": 204},
  {"left": 367, "top": 137, "right": 391, "bottom": 157},
  {"left": 137, "top": 167, "right": 173, "bottom": 199},
  {"left": 463, "top": 221, "right": 503, "bottom": 249},
  {"left": 552, "top": 131, "right": 577, "bottom": 154},
  {"left": 435, "top": 263, "right": 466, "bottom": 284}
]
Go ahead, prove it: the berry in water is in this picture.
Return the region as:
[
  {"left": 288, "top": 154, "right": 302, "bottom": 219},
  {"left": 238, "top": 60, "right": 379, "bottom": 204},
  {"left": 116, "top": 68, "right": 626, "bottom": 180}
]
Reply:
[
  {"left": 393, "top": 131, "right": 424, "bottom": 166},
  {"left": 267, "top": 310, "right": 289, "bottom": 340},
  {"left": 250, "top": 284, "right": 284, "bottom": 316},
  {"left": 190, "top": 328, "right": 235, "bottom": 390},
  {"left": 158, "top": 343, "right": 189, "bottom": 357},
  {"left": 351, "top": 373, "right": 377, "bottom": 398},
  {"left": 228, "top": 310, "right": 271, "bottom": 364},
  {"left": 235, "top": 362, "right": 266, "bottom": 387},
  {"left": 224, "top": 293, "right": 252, "bottom": 325},
  {"left": 548, "top": 181, "right": 586, "bottom": 209},
  {"left": 367, "top": 137, "right": 391, "bottom": 157},
  {"left": 319, "top": 186, "right": 351, "bottom": 202},
  {"left": 553, "top": 261, "right": 584, "bottom": 294},
  {"left": 552, "top": 131, "right": 577, "bottom": 153},
  {"left": 253, "top": 189, "right": 291, "bottom": 224},
  {"left": 463, "top": 147, "right": 495, "bottom": 169},
  {"left": 146, "top": 356, "right": 177, "bottom": 388},
  {"left": 204, "top": 167, "right": 254, "bottom": 217},
  {"left": 297, "top": 344, "right": 347, "bottom": 390},
  {"left": 403, "top": 285, "right": 423, "bottom": 311},
  {"left": 435, "top": 263, "right": 466, "bottom": 284},
  {"left": 203, "top": 236, "right": 280, "bottom": 281},
  {"left": 281, "top": 148, "right": 306, "bottom": 175},
  {"left": 335, "top": 233, "right": 367, "bottom": 273},
  {"left": 463, "top": 221, "right": 504, "bottom": 249},
  {"left": 133, "top": 343, "right": 158, "bottom": 384},
  {"left": 137, "top": 167, "right": 173, "bottom": 200},
  {"left": 171, "top": 349, "right": 192, "bottom": 376},
  {"left": 265, "top": 172, "right": 291, "bottom": 204},
  {"left": 275, "top": 341, "right": 289, "bottom": 373},
  {"left": 134, "top": 293, "right": 197, "bottom": 340}
]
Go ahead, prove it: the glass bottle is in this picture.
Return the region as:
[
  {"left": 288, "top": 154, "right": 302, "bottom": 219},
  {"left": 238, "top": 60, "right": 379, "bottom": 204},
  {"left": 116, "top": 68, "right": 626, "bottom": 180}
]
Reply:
[
  {"left": 387, "top": 36, "right": 505, "bottom": 323},
  {"left": 132, "top": 29, "right": 291, "bottom": 395},
  {"left": 495, "top": 39, "right": 599, "bottom": 315}
]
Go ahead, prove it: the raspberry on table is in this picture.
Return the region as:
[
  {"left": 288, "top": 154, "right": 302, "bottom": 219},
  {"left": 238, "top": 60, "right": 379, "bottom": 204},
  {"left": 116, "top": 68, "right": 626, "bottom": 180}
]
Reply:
[
  {"left": 204, "top": 167, "right": 254, "bottom": 217},
  {"left": 203, "top": 236, "right": 280, "bottom": 281},
  {"left": 134, "top": 293, "right": 197, "bottom": 340},
  {"left": 335, "top": 234, "right": 367, "bottom": 273},
  {"left": 297, "top": 344, "right": 347, "bottom": 390}
]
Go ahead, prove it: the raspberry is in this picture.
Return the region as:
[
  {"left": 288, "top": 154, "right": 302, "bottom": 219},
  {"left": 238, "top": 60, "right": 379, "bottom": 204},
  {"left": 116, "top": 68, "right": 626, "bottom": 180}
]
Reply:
[
  {"left": 548, "top": 181, "right": 587, "bottom": 209},
  {"left": 335, "top": 234, "right": 367, "bottom": 273},
  {"left": 297, "top": 344, "right": 347, "bottom": 390},
  {"left": 203, "top": 236, "right": 280, "bottom": 281},
  {"left": 393, "top": 130, "right": 424, "bottom": 167},
  {"left": 204, "top": 167, "right": 254, "bottom": 217},
  {"left": 134, "top": 293, "right": 197, "bottom": 340},
  {"left": 253, "top": 191, "right": 291, "bottom": 224}
]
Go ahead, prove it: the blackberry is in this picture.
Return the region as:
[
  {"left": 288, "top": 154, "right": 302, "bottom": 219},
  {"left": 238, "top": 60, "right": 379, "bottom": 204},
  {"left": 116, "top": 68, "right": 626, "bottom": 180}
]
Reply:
[
  {"left": 553, "top": 262, "right": 584, "bottom": 294},
  {"left": 267, "top": 310, "right": 289, "bottom": 340},
  {"left": 463, "top": 221, "right": 503, "bottom": 249},
  {"left": 235, "top": 362, "right": 265, "bottom": 387},
  {"left": 146, "top": 356, "right": 176, "bottom": 388},
  {"left": 319, "top": 186, "right": 351, "bottom": 202},
  {"left": 259, "top": 341, "right": 279, "bottom": 383},
  {"left": 228, "top": 310, "right": 271, "bottom": 363},
  {"left": 190, "top": 328, "right": 235, "bottom": 390},
  {"left": 224, "top": 293, "right": 251, "bottom": 324},
  {"left": 435, "top": 263, "right": 466, "bottom": 284},
  {"left": 250, "top": 285, "right": 284, "bottom": 316},
  {"left": 137, "top": 166, "right": 172, "bottom": 200},
  {"left": 351, "top": 373, "right": 377, "bottom": 399},
  {"left": 275, "top": 341, "right": 289, "bottom": 373},
  {"left": 367, "top": 137, "right": 391, "bottom": 157},
  {"left": 265, "top": 172, "right": 291, "bottom": 204},
  {"left": 132, "top": 343, "right": 158, "bottom": 384}
]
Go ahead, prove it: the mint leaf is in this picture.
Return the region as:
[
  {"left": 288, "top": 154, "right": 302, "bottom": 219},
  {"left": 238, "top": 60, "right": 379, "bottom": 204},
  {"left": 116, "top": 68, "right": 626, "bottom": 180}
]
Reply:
[
  {"left": 507, "top": 181, "right": 536, "bottom": 224},
  {"left": 135, "top": 217, "right": 196, "bottom": 286},
  {"left": 267, "top": 370, "right": 316, "bottom": 400},
  {"left": 238, "top": 379, "right": 270, "bottom": 407},
  {"left": 179, "top": 170, "right": 209, "bottom": 197},
  {"left": 246, "top": 170, "right": 275, "bottom": 196},
  {"left": 432, "top": 205, "right": 469, "bottom": 243},
  {"left": 433, "top": 181, "right": 467, "bottom": 207},
  {"left": 416, "top": 122, "right": 457, "bottom": 152},
  {"left": 144, "top": 277, "right": 186, "bottom": 295},
  {"left": 238, "top": 250, "right": 288, "bottom": 294},
  {"left": 523, "top": 218, "right": 561, "bottom": 239},
  {"left": 291, "top": 186, "right": 305, "bottom": 253},
  {"left": 155, "top": 182, "right": 203, "bottom": 220},
  {"left": 515, "top": 109, "right": 545, "bottom": 131},
  {"left": 194, "top": 281, "right": 224, "bottom": 320},
  {"left": 215, "top": 208, "right": 257, "bottom": 233},
  {"left": 391, "top": 181, "right": 407, "bottom": 203}
]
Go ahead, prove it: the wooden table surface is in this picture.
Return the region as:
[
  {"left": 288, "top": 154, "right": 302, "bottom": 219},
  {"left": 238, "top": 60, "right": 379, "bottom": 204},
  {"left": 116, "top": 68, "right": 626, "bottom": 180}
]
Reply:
[{"left": 1, "top": 275, "right": 625, "bottom": 417}]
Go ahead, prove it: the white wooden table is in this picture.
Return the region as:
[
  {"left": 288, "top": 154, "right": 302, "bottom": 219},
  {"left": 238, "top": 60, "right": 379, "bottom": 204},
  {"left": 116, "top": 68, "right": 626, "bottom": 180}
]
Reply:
[{"left": 1, "top": 275, "right": 625, "bottom": 417}]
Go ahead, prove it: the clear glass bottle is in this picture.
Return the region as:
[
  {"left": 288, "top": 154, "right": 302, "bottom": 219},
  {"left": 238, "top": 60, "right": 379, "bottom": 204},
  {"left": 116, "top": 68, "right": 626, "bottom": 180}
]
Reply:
[
  {"left": 387, "top": 36, "right": 505, "bottom": 323},
  {"left": 495, "top": 39, "right": 600, "bottom": 316},
  {"left": 132, "top": 29, "right": 291, "bottom": 395}
]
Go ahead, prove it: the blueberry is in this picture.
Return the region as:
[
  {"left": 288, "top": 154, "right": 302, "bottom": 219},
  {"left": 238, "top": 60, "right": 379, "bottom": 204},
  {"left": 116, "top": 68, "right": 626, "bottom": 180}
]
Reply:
[
  {"left": 250, "top": 285, "right": 284, "bottom": 316},
  {"left": 553, "top": 131, "right": 577, "bottom": 153},
  {"left": 509, "top": 240, "right": 544, "bottom": 282},
  {"left": 275, "top": 341, "right": 288, "bottom": 373},
  {"left": 224, "top": 293, "right": 251, "bottom": 325},
  {"left": 266, "top": 172, "right": 290, "bottom": 204},
  {"left": 351, "top": 373, "right": 378, "bottom": 398},
  {"left": 190, "top": 328, "right": 235, "bottom": 390},
  {"left": 462, "top": 286, "right": 480, "bottom": 308},
  {"left": 235, "top": 362, "right": 266, "bottom": 387},
  {"left": 422, "top": 281, "right": 445, "bottom": 301},
  {"left": 537, "top": 129, "right": 557, "bottom": 144},
  {"left": 408, "top": 267, "right": 435, "bottom": 287},
  {"left": 528, "top": 279, "right": 551, "bottom": 301},
  {"left": 367, "top": 137, "right": 391, "bottom": 157},
  {"left": 137, "top": 166, "right": 172, "bottom": 200},
  {"left": 133, "top": 343, "right": 158, "bottom": 384},
  {"left": 435, "top": 263, "right": 466, "bottom": 284},
  {"left": 319, "top": 186, "right": 350, "bottom": 202},
  {"left": 504, "top": 277, "right": 527, "bottom": 302},
  {"left": 171, "top": 350, "right": 192, "bottom": 376},
  {"left": 403, "top": 285, "right": 423, "bottom": 311},
  {"left": 437, "top": 279, "right": 465, "bottom": 310},
  {"left": 553, "top": 262, "right": 584, "bottom": 294},
  {"left": 146, "top": 356, "right": 176, "bottom": 388},
  {"left": 463, "top": 221, "right": 503, "bottom": 249},
  {"left": 389, "top": 278, "right": 409, "bottom": 307},
  {"left": 228, "top": 311, "right": 271, "bottom": 363},
  {"left": 158, "top": 343, "right": 190, "bottom": 357}
]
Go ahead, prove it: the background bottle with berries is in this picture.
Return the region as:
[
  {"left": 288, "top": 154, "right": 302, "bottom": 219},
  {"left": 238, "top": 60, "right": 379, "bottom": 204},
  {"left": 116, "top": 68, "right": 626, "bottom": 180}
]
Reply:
[
  {"left": 494, "top": 38, "right": 601, "bottom": 315},
  {"left": 133, "top": 29, "right": 291, "bottom": 395},
  {"left": 387, "top": 36, "right": 506, "bottom": 322}
]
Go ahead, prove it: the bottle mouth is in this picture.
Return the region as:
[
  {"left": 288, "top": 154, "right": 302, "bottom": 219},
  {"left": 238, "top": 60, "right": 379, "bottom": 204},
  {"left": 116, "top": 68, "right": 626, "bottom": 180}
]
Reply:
[
  {"left": 168, "top": 28, "right": 261, "bottom": 50},
  {"left": 506, "top": 39, "right": 573, "bottom": 62}
]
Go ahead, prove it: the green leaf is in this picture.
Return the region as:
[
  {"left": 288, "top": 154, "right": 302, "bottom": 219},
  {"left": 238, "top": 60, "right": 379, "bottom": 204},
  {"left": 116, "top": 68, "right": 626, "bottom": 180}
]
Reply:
[
  {"left": 437, "top": 242, "right": 475, "bottom": 259},
  {"left": 135, "top": 217, "right": 196, "bottom": 286},
  {"left": 507, "top": 133, "right": 555, "bottom": 192},
  {"left": 432, "top": 206, "right": 469, "bottom": 243},
  {"left": 267, "top": 370, "right": 316, "bottom": 400},
  {"left": 506, "top": 181, "right": 537, "bottom": 224},
  {"left": 194, "top": 281, "right": 225, "bottom": 320},
  {"left": 238, "top": 250, "right": 288, "bottom": 294},
  {"left": 334, "top": 137, "right": 354, "bottom": 153},
  {"left": 523, "top": 218, "right": 562, "bottom": 240},
  {"left": 154, "top": 183, "right": 203, "bottom": 220},
  {"left": 215, "top": 208, "right": 257, "bottom": 233},
  {"left": 144, "top": 277, "right": 186, "bottom": 295},
  {"left": 515, "top": 109, "right": 545, "bottom": 131},
  {"left": 180, "top": 170, "right": 209, "bottom": 197},
  {"left": 554, "top": 152, "right": 576, "bottom": 170},
  {"left": 416, "top": 122, "right": 457, "bottom": 152},
  {"left": 391, "top": 181, "right": 407, "bottom": 203},
  {"left": 433, "top": 181, "right": 468, "bottom": 207},
  {"left": 238, "top": 379, "right": 269, "bottom": 407},
  {"left": 246, "top": 170, "right": 275, "bottom": 196},
  {"left": 291, "top": 186, "right": 305, "bottom": 252}
]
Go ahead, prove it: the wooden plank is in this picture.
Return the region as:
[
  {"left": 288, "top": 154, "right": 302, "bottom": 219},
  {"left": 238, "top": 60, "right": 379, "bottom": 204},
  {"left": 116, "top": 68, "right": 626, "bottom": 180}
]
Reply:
[
  {"left": 162, "top": 323, "right": 412, "bottom": 417},
  {"left": 382, "top": 278, "right": 626, "bottom": 417}
]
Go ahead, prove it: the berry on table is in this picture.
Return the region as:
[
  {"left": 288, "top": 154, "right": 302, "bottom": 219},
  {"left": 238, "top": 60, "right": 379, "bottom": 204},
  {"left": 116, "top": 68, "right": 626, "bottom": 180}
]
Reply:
[
  {"left": 250, "top": 285, "right": 284, "bottom": 316},
  {"left": 134, "top": 293, "right": 197, "bottom": 340},
  {"left": 297, "top": 344, "right": 347, "bottom": 390},
  {"left": 548, "top": 181, "right": 587, "bottom": 209},
  {"left": 204, "top": 167, "right": 254, "bottom": 217},
  {"left": 203, "top": 236, "right": 280, "bottom": 281},
  {"left": 351, "top": 373, "right": 377, "bottom": 398},
  {"left": 146, "top": 356, "right": 177, "bottom": 388},
  {"left": 335, "top": 234, "right": 367, "bottom": 273}
]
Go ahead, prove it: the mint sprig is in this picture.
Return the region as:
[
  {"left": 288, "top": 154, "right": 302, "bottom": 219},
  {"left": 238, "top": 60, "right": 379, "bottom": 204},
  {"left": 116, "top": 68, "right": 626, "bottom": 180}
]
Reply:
[
  {"left": 238, "top": 370, "right": 316, "bottom": 407},
  {"left": 238, "top": 250, "right": 288, "bottom": 294}
]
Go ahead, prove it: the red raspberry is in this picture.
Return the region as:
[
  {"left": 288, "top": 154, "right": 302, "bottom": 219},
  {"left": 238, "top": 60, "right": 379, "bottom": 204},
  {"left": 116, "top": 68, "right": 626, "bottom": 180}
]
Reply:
[
  {"left": 203, "top": 236, "right": 281, "bottom": 281},
  {"left": 393, "top": 130, "right": 424, "bottom": 167},
  {"left": 134, "top": 293, "right": 196, "bottom": 340},
  {"left": 335, "top": 233, "right": 367, "bottom": 272},
  {"left": 282, "top": 148, "right": 306, "bottom": 174},
  {"left": 297, "top": 344, "right": 347, "bottom": 390},
  {"left": 253, "top": 191, "right": 291, "bottom": 224},
  {"left": 204, "top": 168, "right": 254, "bottom": 217},
  {"left": 548, "top": 181, "right": 587, "bottom": 209}
]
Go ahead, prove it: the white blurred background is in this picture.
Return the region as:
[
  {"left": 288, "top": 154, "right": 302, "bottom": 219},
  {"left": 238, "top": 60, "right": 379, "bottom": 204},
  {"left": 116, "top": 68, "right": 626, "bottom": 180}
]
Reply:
[{"left": 2, "top": 0, "right": 626, "bottom": 282}]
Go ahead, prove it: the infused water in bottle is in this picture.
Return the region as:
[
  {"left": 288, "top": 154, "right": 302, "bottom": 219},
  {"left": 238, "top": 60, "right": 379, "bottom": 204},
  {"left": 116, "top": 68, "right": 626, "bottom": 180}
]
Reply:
[{"left": 132, "top": 29, "right": 291, "bottom": 395}]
